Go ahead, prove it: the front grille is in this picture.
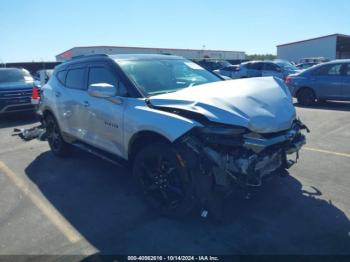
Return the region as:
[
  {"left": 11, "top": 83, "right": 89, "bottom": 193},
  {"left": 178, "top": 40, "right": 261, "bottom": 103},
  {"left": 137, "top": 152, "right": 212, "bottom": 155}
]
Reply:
[
  {"left": 3, "top": 104, "right": 34, "bottom": 112},
  {"left": 0, "top": 89, "right": 32, "bottom": 100},
  {"left": 0, "top": 89, "right": 32, "bottom": 106}
]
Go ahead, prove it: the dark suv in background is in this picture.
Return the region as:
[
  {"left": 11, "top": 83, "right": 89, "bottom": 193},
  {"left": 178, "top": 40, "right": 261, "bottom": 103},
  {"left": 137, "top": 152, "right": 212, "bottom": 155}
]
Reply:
[
  {"left": 193, "top": 59, "right": 232, "bottom": 72},
  {"left": 0, "top": 68, "right": 35, "bottom": 114}
]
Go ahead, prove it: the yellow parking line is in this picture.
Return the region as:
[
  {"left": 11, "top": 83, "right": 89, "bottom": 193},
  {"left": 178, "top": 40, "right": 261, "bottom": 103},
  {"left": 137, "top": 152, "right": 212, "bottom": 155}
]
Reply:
[
  {"left": 304, "top": 147, "right": 350, "bottom": 158},
  {"left": 0, "top": 161, "right": 82, "bottom": 244}
]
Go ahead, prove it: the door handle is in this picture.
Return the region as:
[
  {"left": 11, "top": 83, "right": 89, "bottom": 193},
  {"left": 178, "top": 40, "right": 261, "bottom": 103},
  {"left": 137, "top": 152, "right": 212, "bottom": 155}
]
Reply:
[
  {"left": 55, "top": 91, "right": 61, "bottom": 97},
  {"left": 83, "top": 101, "right": 90, "bottom": 107}
]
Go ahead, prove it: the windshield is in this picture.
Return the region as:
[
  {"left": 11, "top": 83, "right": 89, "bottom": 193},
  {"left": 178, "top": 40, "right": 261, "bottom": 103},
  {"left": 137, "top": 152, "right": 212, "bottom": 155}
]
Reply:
[
  {"left": 117, "top": 59, "right": 222, "bottom": 96},
  {"left": 274, "top": 60, "right": 298, "bottom": 71},
  {"left": 0, "top": 69, "right": 33, "bottom": 84}
]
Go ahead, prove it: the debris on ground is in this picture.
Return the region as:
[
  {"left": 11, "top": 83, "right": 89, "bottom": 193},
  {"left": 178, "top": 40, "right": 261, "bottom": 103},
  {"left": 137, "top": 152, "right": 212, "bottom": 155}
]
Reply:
[{"left": 13, "top": 125, "right": 46, "bottom": 141}]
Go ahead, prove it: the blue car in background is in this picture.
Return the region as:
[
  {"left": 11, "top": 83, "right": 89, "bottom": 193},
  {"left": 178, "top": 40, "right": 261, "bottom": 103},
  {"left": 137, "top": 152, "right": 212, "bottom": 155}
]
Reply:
[
  {"left": 286, "top": 60, "right": 350, "bottom": 105},
  {"left": 0, "top": 68, "right": 35, "bottom": 114},
  {"left": 273, "top": 59, "right": 301, "bottom": 78}
]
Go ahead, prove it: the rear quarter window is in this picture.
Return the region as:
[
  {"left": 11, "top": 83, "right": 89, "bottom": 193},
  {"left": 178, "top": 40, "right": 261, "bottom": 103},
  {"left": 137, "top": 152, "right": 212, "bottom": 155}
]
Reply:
[{"left": 56, "top": 70, "right": 67, "bottom": 85}]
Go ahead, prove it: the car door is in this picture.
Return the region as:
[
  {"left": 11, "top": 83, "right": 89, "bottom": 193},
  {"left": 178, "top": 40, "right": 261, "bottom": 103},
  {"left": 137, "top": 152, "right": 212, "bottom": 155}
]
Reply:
[
  {"left": 54, "top": 64, "right": 91, "bottom": 141},
  {"left": 85, "top": 63, "right": 127, "bottom": 157},
  {"left": 341, "top": 63, "right": 350, "bottom": 99},
  {"left": 311, "top": 63, "right": 343, "bottom": 99},
  {"left": 262, "top": 62, "right": 284, "bottom": 79}
]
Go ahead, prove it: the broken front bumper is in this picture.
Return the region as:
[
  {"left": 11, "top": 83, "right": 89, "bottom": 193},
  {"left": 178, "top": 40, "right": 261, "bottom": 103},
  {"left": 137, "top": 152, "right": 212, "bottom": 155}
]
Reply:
[{"left": 181, "top": 120, "right": 308, "bottom": 188}]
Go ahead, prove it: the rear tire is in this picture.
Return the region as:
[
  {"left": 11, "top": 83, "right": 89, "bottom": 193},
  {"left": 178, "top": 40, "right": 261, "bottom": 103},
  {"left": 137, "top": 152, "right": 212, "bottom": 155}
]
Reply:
[
  {"left": 297, "top": 88, "right": 316, "bottom": 106},
  {"left": 133, "top": 142, "right": 195, "bottom": 218},
  {"left": 44, "top": 114, "right": 70, "bottom": 157}
]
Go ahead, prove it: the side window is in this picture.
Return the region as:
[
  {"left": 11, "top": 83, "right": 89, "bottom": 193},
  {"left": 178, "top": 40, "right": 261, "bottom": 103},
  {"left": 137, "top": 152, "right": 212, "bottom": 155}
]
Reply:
[
  {"left": 56, "top": 70, "right": 67, "bottom": 85},
  {"left": 327, "top": 64, "right": 342, "bottom": 75},
  {"left": 65, "top": 68, "right": 85, "bottom": 90},
  {"left": 246, "top": 63, "right": 253, "bottom": 69},
  {"left": 88, "top": 67, "right": 128, "bottom": 96},
  {"left": 88, "top": 67, "right": 116, "bottom": 86},
  {"left": 343, "top": 64, "right": 350, "bottom": 76},
  {"left": 314, "top": 64, "right": 342, "bottom": 76},
  {"left": 313, "top": 65, "right": 329, "bottom": 76},
  {"left": 247, "top": 63, "right": 263, "bottom": 70}
]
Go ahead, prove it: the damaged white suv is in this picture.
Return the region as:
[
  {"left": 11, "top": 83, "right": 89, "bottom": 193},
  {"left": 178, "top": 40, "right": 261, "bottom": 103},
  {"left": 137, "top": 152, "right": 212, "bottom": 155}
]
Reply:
[{"left": 38, "top": 54, "right": 308, "bottom": 217}]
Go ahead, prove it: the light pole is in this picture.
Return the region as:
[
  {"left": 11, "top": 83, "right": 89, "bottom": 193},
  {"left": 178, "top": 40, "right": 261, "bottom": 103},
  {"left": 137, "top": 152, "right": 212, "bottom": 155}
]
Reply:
[
  {"left": 0, "top": 59, "right": 5, "bottom": 68},
  {"left": 201, "top": 45, "right": 206, "bottom": 59}
]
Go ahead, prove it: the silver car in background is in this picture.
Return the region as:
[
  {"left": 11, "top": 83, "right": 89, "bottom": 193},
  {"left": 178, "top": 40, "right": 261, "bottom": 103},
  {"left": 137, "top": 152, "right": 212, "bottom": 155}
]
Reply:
[
  {"left": 215, "top": 60, "right": 301, "bottom": 80},
  {"left": 214, "top": 61, "right": 284, "bottom": 79}
]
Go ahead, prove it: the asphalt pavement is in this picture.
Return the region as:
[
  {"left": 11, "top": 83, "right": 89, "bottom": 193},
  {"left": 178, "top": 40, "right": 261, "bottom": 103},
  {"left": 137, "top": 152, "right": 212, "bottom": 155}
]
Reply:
[{"left": 0, "top": 102, "right": 349, "bottom": 256}]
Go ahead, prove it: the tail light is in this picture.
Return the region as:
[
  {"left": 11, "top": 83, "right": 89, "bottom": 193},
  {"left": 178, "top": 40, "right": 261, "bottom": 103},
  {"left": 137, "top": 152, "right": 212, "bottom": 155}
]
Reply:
[
  {"left": 285, "top": 76, "right": 292, "bottom": 84},
  {"left": 31, "top": 86, "right": 40, "bottom": 105}
]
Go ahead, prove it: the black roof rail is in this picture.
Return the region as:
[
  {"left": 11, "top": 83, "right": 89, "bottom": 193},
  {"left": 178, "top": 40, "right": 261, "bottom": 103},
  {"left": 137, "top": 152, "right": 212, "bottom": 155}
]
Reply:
[{"left": 71, "top": 54, "right": 109, "bottom": 59}]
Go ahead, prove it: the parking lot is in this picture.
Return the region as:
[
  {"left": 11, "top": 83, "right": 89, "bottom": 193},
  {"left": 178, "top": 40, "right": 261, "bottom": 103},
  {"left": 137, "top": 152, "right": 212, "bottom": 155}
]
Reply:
[{"left": 0, "top": 102, "right": 349, "bottom": 256}]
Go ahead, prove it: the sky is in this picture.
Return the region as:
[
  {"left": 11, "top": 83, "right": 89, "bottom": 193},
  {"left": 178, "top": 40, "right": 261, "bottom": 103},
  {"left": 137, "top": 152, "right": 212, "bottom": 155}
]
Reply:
[{"left": 0, "top": 0, "right": 349, "bottom": 62}]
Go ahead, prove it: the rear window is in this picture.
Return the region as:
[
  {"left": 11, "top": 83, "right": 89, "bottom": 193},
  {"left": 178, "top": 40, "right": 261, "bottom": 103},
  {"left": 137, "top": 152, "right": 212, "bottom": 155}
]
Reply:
[
  {"left": 0, "top": 69, "right": 33, "bottom": 83},
  {"left": 264, "top": 63, "right": 281, "bottom": 72},
  {"left": 65, "top": 68, "right": 85, "bottom": 90}
]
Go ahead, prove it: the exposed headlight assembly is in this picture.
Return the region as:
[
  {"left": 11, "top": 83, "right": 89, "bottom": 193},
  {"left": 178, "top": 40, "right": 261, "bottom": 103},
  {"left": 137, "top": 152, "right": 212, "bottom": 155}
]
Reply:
[
  {"left": 198, "top": 126, "right": 247, "bottom": 136},
  {"left": 194, "top": 125, "right": 247, "bottom": 146}
]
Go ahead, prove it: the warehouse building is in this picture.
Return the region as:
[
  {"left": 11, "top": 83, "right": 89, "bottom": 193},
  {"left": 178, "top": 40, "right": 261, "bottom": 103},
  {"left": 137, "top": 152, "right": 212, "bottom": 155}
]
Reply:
[
  {"left": 277, "top": 33, "right": 350, "bottom": 63},
  {"left": 56, "top": 45, "right": 245, "bottom": 62}
]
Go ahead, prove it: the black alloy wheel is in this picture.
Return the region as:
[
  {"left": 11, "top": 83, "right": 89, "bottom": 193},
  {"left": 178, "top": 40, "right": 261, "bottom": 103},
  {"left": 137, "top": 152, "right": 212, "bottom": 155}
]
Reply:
[
  {"left": 45, "top": 114, "right": 70, "bottom": 157},
  {"left": 133, "top": 142, "right": 195, "bottom": 217},
  {"left": 297, "top": 88, "right": 316, "bottom": 106}
]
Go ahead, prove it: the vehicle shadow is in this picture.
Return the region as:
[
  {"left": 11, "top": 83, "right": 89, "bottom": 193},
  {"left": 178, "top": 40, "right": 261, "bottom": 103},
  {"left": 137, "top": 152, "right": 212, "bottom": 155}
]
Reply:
[
  {"left": 0, "top": 112, "right": 39, "bottom": 129},
  {"left": 25, "top": 151, "right": 350, "bottom": 255},
  {"left": 294, "top": 100, "right": 350, "bottom": 112}
]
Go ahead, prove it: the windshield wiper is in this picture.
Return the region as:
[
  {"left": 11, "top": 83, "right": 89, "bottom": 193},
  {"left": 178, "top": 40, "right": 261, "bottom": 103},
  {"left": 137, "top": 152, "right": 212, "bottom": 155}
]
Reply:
[{"left": 148, "top": 90, "right": 178, "bottom": 96}]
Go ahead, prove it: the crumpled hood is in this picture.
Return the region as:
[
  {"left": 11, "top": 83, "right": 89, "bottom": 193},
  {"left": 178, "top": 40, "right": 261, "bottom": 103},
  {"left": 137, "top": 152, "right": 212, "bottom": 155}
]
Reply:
[{"left": 149, "top": 77, "right": 296, "bottom": 133}]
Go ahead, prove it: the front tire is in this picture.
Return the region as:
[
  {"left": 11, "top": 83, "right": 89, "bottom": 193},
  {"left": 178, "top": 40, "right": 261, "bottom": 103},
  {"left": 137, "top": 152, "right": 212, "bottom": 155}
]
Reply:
[
  {"left": 133, "top": 142, "right": 195, "bottom": 217},
  {"left": 297, "top": 88, "right": 316, "bottom": 106},
  {"left": 44, "top": 114, "right": 70, "bottom": 157}
]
